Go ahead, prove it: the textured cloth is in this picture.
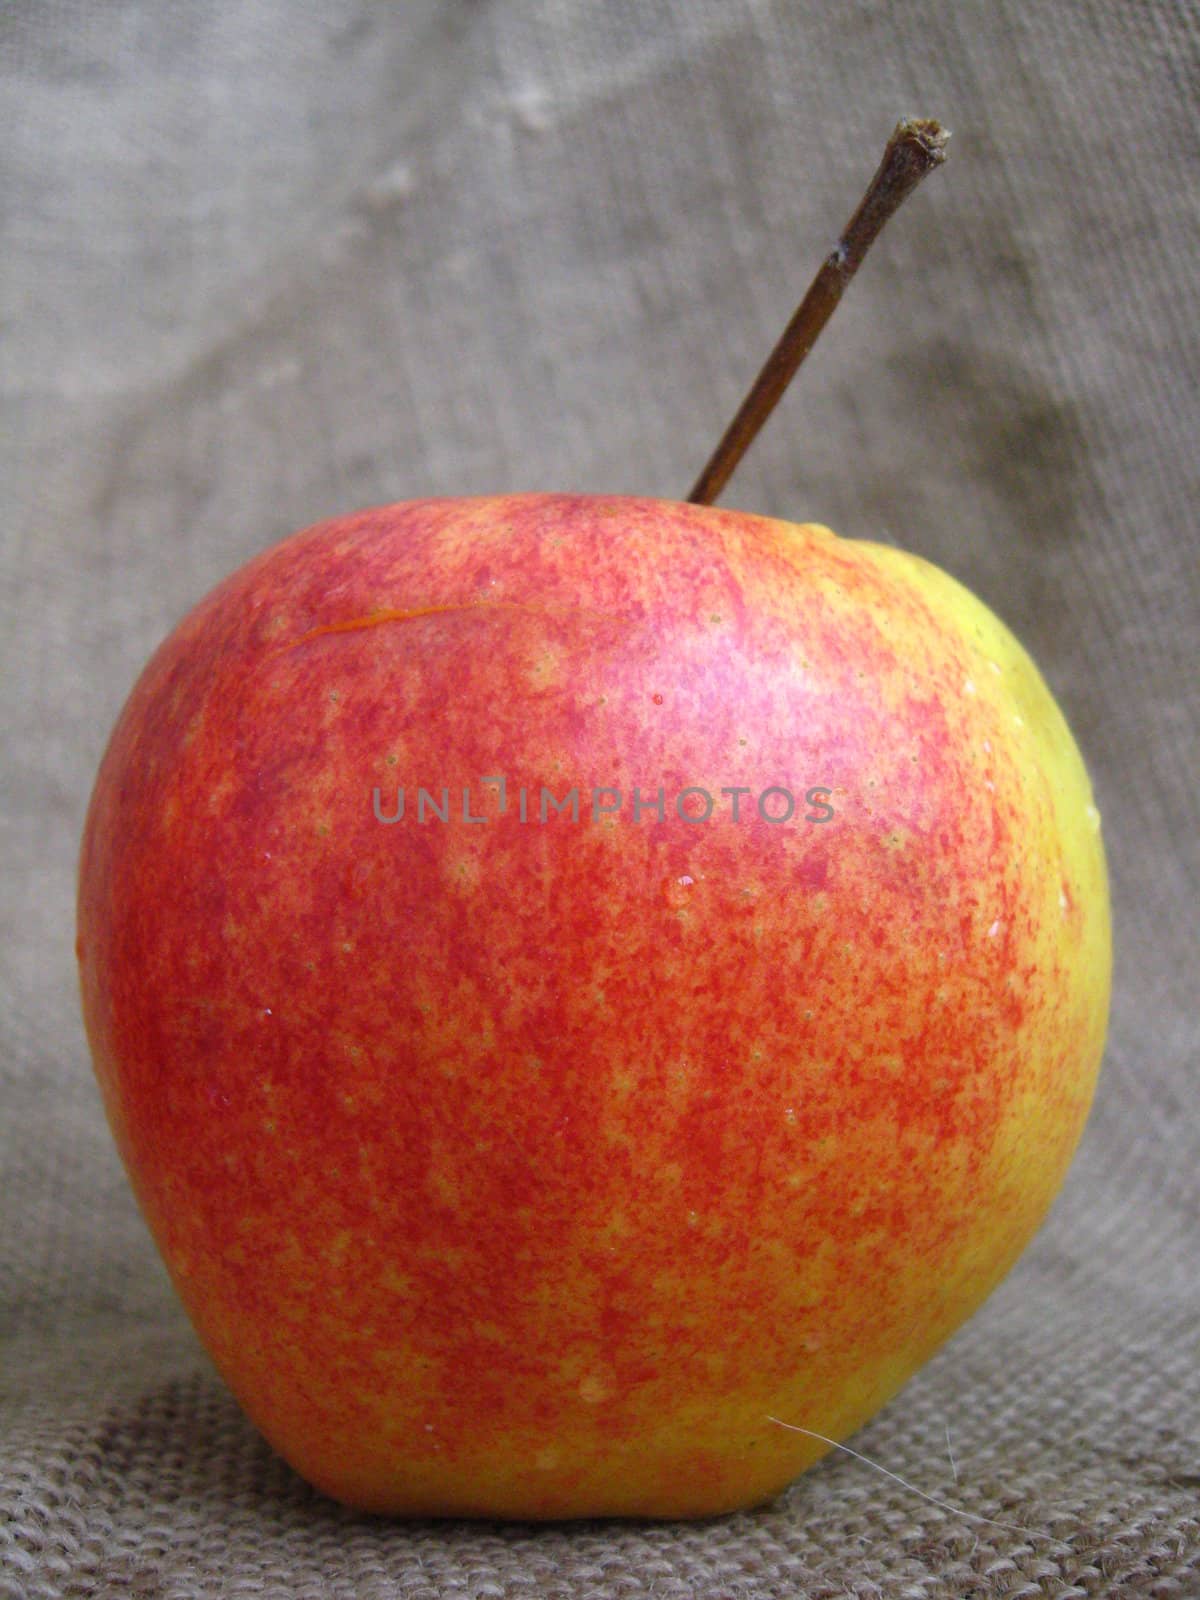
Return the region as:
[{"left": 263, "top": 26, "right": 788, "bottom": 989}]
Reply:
[{"left": 2, "top": 2, "right": 1198, "bottom": 1596}]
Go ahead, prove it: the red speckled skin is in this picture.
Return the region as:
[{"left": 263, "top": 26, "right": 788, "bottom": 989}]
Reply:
[{"left": 77, "top": 495, "right": 1110, "bottom": 1518}]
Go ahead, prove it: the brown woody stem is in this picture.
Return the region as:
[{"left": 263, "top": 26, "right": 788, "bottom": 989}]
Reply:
[{"left": 687, "top": 117, "right": 949, "bottom": 506}]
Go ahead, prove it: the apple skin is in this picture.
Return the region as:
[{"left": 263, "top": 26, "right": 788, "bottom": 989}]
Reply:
[{"left": 77, "top": 494, "right": 1110, "bottom": 1519}]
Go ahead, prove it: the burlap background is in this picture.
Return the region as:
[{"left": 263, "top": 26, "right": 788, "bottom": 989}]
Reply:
[{"left": 3, "top": 3, "right": 1197, "bottom": 1596}]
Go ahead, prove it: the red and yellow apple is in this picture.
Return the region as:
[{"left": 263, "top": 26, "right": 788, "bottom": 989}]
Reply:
[{"left": 77, "top": 493, "right": 1110, "bottom": 1518}]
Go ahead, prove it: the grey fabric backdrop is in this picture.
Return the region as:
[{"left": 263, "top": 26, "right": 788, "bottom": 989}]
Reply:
[{"left": 2, "top": 3, "right": 1198, "bottom": 1597}]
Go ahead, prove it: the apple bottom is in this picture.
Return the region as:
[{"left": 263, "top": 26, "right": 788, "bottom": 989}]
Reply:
[
  {"left": 152, "top": 1192, "right": 1054, "bottom": 1522},
  {"left": 224, "top": 1358, "right": 908, "bottom": 1520}
]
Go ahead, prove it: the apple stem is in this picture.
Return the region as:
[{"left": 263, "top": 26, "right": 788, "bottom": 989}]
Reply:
[{"left": 686, "top": 117, "right": 949, "bottom": 506}]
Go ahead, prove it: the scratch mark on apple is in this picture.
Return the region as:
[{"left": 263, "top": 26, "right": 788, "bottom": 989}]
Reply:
[{"left": 278, "top": 600, "right": 638, "bottom": 653}]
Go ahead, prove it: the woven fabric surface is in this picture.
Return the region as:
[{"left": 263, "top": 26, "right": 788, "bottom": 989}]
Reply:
[{"left": 2, "top": 2, "right": 1198, "bottom": 1596}]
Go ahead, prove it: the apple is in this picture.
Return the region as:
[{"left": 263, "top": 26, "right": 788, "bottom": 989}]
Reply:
[
  {"left": 76, "top": 489, "right": 1111, "bottom": 1518},
  {"left": 76, "top": 118, "right": 1112, "bottom": 1518}
]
